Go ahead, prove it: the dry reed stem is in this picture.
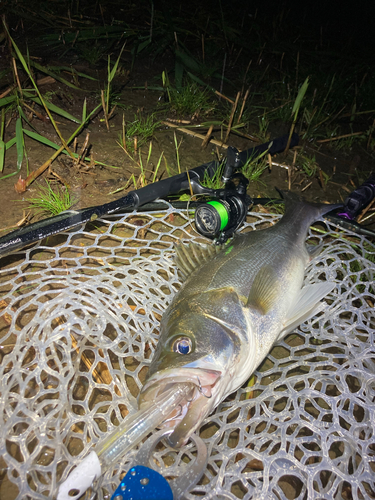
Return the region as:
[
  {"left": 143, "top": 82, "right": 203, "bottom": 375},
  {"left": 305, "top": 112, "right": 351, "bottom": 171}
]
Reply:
[
  {"left": 74, "top": 133, "right": 90, "bottom": 167},
  {"left": 268, "top": 153, "right": 272, "bottom": 171},
  {"left": 0, "top": 83, "right": 16, "bottom": 99},
  {"left": 36, "top": 76, "right": 56, "bottom": 86},
  {"left": 317, "top": 131, "right": 364, "bottom": 143},
  {"left": 48, "top": 169, "right": 67, "bottom": 187},
  {"left": 302, "top": 181, "right": 312, "bottom": 192},
  {"left": 271, "top": 161, "right": 289, "bottom": 169},
  {"left": 328, "top": 181, "right": 352, "bottom": 193},
  {"left": 12, "top": 57, "right": 23, "bottom": 97},
  {"left": 214, "top": 90, "right": 234, "bottom": 104},
  {"left": 161, "top": 121, "right": 229, "bottom": 149},
  {"left": 224, "top": 91, "right": 240, "bottom": 144},
  {"left": 237, "top": 88, "right": 250, "bottom": 124},
  {"left": 201, "top": 125, "right": 214, "bottom": 148},
  {"left": 25, "top": 145, "right": 65, "bottom": 187},
  {"left": 318, "top": 169, "right": 325, "bottom": 189},
  {"left": 357, "top": 198, "right": 375, "bottom": 223},
  {"left": 22, "top": 102, "right": 48, "bottom": 122},
  {"left": 166, "top": 118, "right": 191, "bottom": 124}
]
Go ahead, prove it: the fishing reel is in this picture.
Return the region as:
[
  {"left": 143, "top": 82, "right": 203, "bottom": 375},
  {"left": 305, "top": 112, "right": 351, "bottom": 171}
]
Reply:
[
  {"left": 193, "top": 147, "right": 252, "bottom": 244},
  {"left": 337, "top": 172, "right": 375, "bottom": 220}
]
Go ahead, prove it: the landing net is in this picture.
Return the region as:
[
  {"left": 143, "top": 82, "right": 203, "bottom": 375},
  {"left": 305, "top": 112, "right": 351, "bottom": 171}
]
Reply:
[{"left": 0, "top": 204, "right": 374, "bottom": 500}]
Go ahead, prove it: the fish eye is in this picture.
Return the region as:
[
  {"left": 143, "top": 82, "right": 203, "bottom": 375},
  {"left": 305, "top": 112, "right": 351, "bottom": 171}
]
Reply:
[{"left": 172, "top": 336, "right": 192, "bottom": 355}]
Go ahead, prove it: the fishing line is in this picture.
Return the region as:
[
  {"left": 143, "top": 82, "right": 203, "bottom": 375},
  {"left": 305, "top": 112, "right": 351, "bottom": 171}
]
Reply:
[{"left": 186, "top": 193, "right": 212, "bottom": 240}]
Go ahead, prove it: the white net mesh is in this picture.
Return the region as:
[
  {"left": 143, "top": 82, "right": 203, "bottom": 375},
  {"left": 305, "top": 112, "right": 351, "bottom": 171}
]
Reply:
[{"left": 0, "top": 203, "right": 374, "bottom": 500}]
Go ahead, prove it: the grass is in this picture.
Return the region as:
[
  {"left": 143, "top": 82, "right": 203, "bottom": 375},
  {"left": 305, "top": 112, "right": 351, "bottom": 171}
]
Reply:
[
  {"left": 101, "top": 44, "right": 126, "bottom": 130},
  {"left": 300, "top": 154, "right": 319, "bottom": 178},
  {"left": 200, "top": 162, "right": 225, "bottom": 190},
  {"left": 112, "top": 141, "right": 164, "bottom": 193},
  {"left": 256, "top": 113, "right": 270, "bottom": 142},
  {"left": 1, "top": 0, "right": 375, "bottom": 210},
  {"left": 0, "top": 21, "right": 102, "bottom": 189},
  {"left": 168, "top": 82, "right": 213, "bottom": 117},
  {"left": 135, "top": 143, "right": 164, "bottom": 187},
  {"left": 243, "top": 157, "right": 269, "bottom": 184},
  {"left": 118, "top": 113, "right": 161, "bottom": 154},
  {"left": 27, "top": 181, "right": 77, "bottom": 216},
  {"left": 240, "top": 145, "right": 272, "bottom": 184}
]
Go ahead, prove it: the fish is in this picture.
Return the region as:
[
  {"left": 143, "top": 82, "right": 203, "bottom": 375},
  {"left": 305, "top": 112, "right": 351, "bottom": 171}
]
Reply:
[{"left": 138, "top": 191, "right": 340, "bottom": 448}]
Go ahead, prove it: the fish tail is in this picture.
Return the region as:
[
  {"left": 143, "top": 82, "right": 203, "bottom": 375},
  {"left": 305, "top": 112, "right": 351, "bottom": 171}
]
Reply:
[{"left": 278, "top": 190, "right": 342, "bottom": 227}]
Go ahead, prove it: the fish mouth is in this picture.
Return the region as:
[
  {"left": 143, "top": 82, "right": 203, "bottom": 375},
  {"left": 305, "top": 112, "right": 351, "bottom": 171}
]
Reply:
[{"left": 139, "top": 367, "right": 222, "bottom": 448}]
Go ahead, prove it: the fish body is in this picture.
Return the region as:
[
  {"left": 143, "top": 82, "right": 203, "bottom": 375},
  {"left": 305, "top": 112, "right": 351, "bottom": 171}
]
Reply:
[{"left": 139, "top": 192, "right": 339, "bottom": 448}]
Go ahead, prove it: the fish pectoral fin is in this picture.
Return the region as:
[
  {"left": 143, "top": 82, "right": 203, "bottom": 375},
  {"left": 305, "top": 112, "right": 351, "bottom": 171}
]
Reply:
[
  {"left": 174, "top": 241, "right": 223, "bottom": 280},
  {"left": 278, "top": 281, "right": 336, "bottom": 339},
  {"left": 247, "top": 265, "right": 280, "bottom": 315}
]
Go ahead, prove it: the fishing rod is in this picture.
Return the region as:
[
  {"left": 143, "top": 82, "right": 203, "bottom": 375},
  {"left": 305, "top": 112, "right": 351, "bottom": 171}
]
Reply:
[
  {"left": 1, "top": 133, "right": 373, "bottom": 260},
  {"left": 0, "top": 133, "right": 299, "bottom": 258}
]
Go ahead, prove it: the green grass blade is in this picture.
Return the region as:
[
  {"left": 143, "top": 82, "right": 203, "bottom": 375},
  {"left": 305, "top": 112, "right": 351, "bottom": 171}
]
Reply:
[
  {"left": 135, "top": 38, "right": 151, "bottom": 56},
  {"left": 152, "top": 152, "right": 164, "bottom": 183},
  {"left": 22, "top": 90, "right": 37, "bottom": 99},
  {"left": 22, "top": 128, "right": 61, "bottom": 148},
  {"left": 9, "top": 35, "right": 30, "bottom": 77},
  {"left": 0, "top": 139, "right": 5, "bottom": 172},
  {"left": 0, "top": 133, "right": 18, "bottom": 180},
  {"left": 15, "top": 117, "right": 24, "bottom": 171},
  {"left": 5, "top": 27, "right": 72, "bottom": 150},
  {"left": 109, "top": 43, "right": 126, "bottom": 83},
  {"left": 28, "top": 181, "right": 77, "bottom": 216},
  {"left": 23, "top": 127, "right": 117, "bottom": 168},
  {"left": 29, "top": 61, "right": 82, "bottom": 90},
  {"left": 42, "top": 65, "right": 97, "bottom": 81},
  {"left": 292, "top": 77, "right": 309, "bottom": 119},
  {"left": 0, "top": 108, "right": 4, "bottom": 141},
  {"left": 5, "top": 137, "right": 16, "bottom": 150},
  {"left": 17, "top": 105, "right": 29, "bottom": 122},
  {"left": 82, "top": 98, "right": 87, "bottom": 123},
  {"left": 29, "top": 97, "right": 80, "bottom": 123},
  {"left": 0, "top": 95, "right": 17, "bottom": 107}
]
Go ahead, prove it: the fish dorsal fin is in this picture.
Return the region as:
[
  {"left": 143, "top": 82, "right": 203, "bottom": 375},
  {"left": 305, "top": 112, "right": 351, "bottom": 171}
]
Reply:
[
  {"left": 247, "top": 265, "right": 280, "bottom": 315},
  {"left": 277, "top": 281, "right": 336, "bottom": 340},
  {"left": 174, "top": 241, "right": 223, "bottom": 280}
]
